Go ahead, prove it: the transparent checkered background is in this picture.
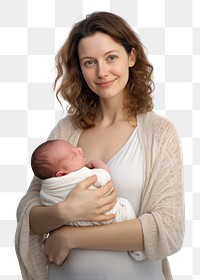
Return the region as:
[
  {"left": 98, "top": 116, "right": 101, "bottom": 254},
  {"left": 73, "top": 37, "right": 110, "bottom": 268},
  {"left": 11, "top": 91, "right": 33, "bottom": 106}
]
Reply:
[{"left": 0, "top": 0, "right": 199, "bottom": 279}]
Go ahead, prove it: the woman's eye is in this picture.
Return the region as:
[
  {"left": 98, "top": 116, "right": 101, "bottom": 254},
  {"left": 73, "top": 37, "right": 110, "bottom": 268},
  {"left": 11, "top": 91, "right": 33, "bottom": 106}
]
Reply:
[
  {"left": 84, "top": 60, "right": 95, "bottom": 67},
  {"left": 107, "top": 55, "right": 117, "bottom": 62}
]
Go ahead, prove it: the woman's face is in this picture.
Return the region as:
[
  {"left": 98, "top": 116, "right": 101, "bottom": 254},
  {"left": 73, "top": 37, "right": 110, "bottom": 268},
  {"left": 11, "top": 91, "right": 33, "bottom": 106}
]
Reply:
[{"left": 78, "top": 32, "right": 136, "bottom": 100}]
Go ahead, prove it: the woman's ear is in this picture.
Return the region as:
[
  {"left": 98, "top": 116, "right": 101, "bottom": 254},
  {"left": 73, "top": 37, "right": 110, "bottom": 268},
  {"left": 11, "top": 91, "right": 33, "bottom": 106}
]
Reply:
[{"left": 128, "top": 48, "right": 136, "bottom": 67}]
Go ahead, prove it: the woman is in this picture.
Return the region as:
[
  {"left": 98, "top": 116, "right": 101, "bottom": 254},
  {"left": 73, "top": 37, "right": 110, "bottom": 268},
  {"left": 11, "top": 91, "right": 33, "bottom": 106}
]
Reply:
[{"left": 15, "top": 11, "right": 184, "bottom": 280}]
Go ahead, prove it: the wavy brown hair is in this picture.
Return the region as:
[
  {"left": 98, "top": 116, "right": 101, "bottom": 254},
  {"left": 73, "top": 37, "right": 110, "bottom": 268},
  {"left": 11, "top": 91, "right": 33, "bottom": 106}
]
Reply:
[{"left": 54, "top": 11, "right": 154, "bottom": 129}]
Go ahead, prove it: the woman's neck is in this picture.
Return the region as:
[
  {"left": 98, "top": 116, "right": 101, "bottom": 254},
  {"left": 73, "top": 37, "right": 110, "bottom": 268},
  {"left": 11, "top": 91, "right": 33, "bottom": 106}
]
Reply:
[
  {"left": 96, "top": 98, "right": 136, "bottom": 128},
  {"left": 95, "top": 96, "right": 126, "bottom": 126}
]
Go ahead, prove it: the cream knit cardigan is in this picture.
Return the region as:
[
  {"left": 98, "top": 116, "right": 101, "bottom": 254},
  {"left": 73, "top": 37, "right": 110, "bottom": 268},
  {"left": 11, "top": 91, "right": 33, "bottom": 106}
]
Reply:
[{"left": 15, "top": 111, "right": 185, "bottom": 280}]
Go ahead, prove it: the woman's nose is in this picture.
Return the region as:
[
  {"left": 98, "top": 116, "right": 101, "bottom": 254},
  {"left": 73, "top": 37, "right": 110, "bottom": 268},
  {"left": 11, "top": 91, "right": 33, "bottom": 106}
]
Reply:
[{"left": 97, "top": 62, "right": 108, "bottom": 78}]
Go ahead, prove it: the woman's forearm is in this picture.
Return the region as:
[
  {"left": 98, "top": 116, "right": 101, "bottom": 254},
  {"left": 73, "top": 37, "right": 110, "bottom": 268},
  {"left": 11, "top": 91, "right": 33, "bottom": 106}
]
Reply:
[
  {"left": 43, "top": 217, "right": 144, "bottom": 264},
  {"left": 30, "top": 204, "right": 66, "bottom": 234},
  {"left": 69, "top": 218, "right": 144, "bottom": 251}
]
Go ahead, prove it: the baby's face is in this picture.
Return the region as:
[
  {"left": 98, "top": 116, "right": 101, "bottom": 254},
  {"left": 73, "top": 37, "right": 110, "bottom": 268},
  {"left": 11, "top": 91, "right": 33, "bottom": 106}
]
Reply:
[{"left": 54, "top": 141, "right": 86, "bottom": 173}]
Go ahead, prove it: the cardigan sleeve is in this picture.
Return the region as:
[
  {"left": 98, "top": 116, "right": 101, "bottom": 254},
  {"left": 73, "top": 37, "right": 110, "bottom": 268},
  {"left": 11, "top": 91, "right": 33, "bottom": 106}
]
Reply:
[
  {"left": 15, "top": 176, "right": 48, "bottom": 280},
  {"left": 15, "top": 115, "right": 78, "bottom": 280},
  {"left": 138, "top": 113, "right": 185, "bottom": 261}
]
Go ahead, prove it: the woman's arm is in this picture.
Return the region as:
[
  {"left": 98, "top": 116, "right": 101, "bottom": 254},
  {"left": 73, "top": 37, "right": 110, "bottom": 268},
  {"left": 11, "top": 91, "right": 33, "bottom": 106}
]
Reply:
[
  {"left": 67, "top": 218, "right": 143, "bottom": 251},
  {"left": 44, "top": 219, "right": 144, "bottom": 265},
  {"left": 138, "top": 113, "right": 185, "bottom": 260},
  {"left": 30, "top": 176, "right": 117, "bottom": 234},
  {"left": 43, "top": 219, "right": 144, "bottom": 265},
  {"left": 30, "top": 204, "right": 64, "bottom": 234}
]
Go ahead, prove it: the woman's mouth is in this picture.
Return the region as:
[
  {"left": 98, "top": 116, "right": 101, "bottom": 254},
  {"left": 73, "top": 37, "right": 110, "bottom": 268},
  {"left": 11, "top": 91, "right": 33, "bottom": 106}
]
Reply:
[{"left": 96, "top": 79, "right": 116, "bottom": 88}]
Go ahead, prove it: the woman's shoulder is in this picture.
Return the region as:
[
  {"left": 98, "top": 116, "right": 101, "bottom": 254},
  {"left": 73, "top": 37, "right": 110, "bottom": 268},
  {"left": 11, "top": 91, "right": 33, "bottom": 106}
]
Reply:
[
  {"left": 138, "top": 111, "right": 171, "bottom": 125},
  {"left": 58, "top": 114, "right": 74, "bottom": 128},
  {"left": 138, "top": 111, "right": 178, "bottom": 135},
  {"left": 48, "top": 114, "right": 81, "bottom": 143},
  {"left": 137, "top": 111, "right": 181, "bottom": 148}
]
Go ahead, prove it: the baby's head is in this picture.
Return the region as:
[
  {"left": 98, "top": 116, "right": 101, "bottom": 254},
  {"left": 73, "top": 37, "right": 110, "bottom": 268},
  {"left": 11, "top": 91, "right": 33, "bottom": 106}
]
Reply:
[{"left": 31, "top": 139, "right": 86, "bottom": 179}]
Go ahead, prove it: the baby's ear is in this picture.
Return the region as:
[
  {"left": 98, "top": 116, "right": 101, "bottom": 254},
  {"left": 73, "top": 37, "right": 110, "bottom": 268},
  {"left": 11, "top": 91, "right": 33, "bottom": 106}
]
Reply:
[{"left": 55, "top": 171, "right": 66, "bottom": 177}]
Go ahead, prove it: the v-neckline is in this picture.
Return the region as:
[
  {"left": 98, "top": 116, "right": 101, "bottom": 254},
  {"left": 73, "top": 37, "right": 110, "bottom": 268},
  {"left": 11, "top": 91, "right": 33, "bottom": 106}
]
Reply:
[{"left": 107, "top": 127, "right": 137, "bottom": 164}]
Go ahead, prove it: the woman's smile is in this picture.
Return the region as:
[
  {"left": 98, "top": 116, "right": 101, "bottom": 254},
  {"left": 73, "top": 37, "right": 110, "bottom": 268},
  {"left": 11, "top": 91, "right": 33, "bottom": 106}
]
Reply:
[{"left": 96, "top": 78, "right": 117, "bottom": 88}]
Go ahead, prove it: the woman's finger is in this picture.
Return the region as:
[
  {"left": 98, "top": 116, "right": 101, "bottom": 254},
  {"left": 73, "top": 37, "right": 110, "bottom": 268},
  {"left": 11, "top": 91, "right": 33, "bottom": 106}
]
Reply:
[
  {"left": 95, "top": 181, "right": 114, "bottom": 197},
  {"left": 78, "top": 175, "right": 97, "bottom": 190}
]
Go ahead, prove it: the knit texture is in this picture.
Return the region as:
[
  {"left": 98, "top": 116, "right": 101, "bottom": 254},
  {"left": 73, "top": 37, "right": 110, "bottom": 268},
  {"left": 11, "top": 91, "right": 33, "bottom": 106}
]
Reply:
[{"left": 15, "top": 111, "right": 185, "bottom": 280}]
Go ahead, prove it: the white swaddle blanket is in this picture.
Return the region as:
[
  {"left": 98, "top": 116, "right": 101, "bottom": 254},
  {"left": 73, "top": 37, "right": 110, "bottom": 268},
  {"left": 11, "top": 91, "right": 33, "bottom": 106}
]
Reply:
[
  {"left": 40, "top": 167, "right": 110, "bottom": 207},
  {"left": 40, "top": 166, "right": 146, "bottom": 261}
]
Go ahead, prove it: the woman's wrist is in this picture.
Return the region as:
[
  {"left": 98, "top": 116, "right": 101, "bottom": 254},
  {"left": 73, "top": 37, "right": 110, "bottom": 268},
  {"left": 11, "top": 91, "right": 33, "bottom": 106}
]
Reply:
[
  {"left": 56, "top": 201, "right": 72, "bottom": 225},
  {"left": 63, "top": 226, "right": 78, "bottom": 250}
]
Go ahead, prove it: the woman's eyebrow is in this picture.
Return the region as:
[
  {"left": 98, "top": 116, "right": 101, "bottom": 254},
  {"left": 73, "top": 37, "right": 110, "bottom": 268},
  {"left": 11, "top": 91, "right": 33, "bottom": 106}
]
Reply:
[{"left": 80, "top": 50, "right": 120, "bottom": 61}]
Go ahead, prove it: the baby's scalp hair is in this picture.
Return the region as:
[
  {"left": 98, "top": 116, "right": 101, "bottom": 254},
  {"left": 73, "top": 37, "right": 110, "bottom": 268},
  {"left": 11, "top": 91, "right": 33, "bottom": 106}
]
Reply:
[
  {"left": 31, "top": 140, "right": 61, "bottom": 179},
  {"left": 54, "top": 11, "right": 154, "bottom": 129}
]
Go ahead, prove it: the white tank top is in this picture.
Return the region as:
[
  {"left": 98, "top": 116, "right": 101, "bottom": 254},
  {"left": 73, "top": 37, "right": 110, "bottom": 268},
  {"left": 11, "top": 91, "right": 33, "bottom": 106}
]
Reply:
[{"left": 107, "top": 127, "right": 143, "bottom": 217}]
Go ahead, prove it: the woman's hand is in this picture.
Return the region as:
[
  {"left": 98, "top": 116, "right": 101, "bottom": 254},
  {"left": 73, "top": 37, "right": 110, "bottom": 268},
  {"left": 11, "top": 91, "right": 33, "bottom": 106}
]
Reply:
[
  {"left": 58, "top": 175, "right": 117, "bottom": 225},
  {"left": 43, "top": 226, "right": 71, "bottom": 265}
]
